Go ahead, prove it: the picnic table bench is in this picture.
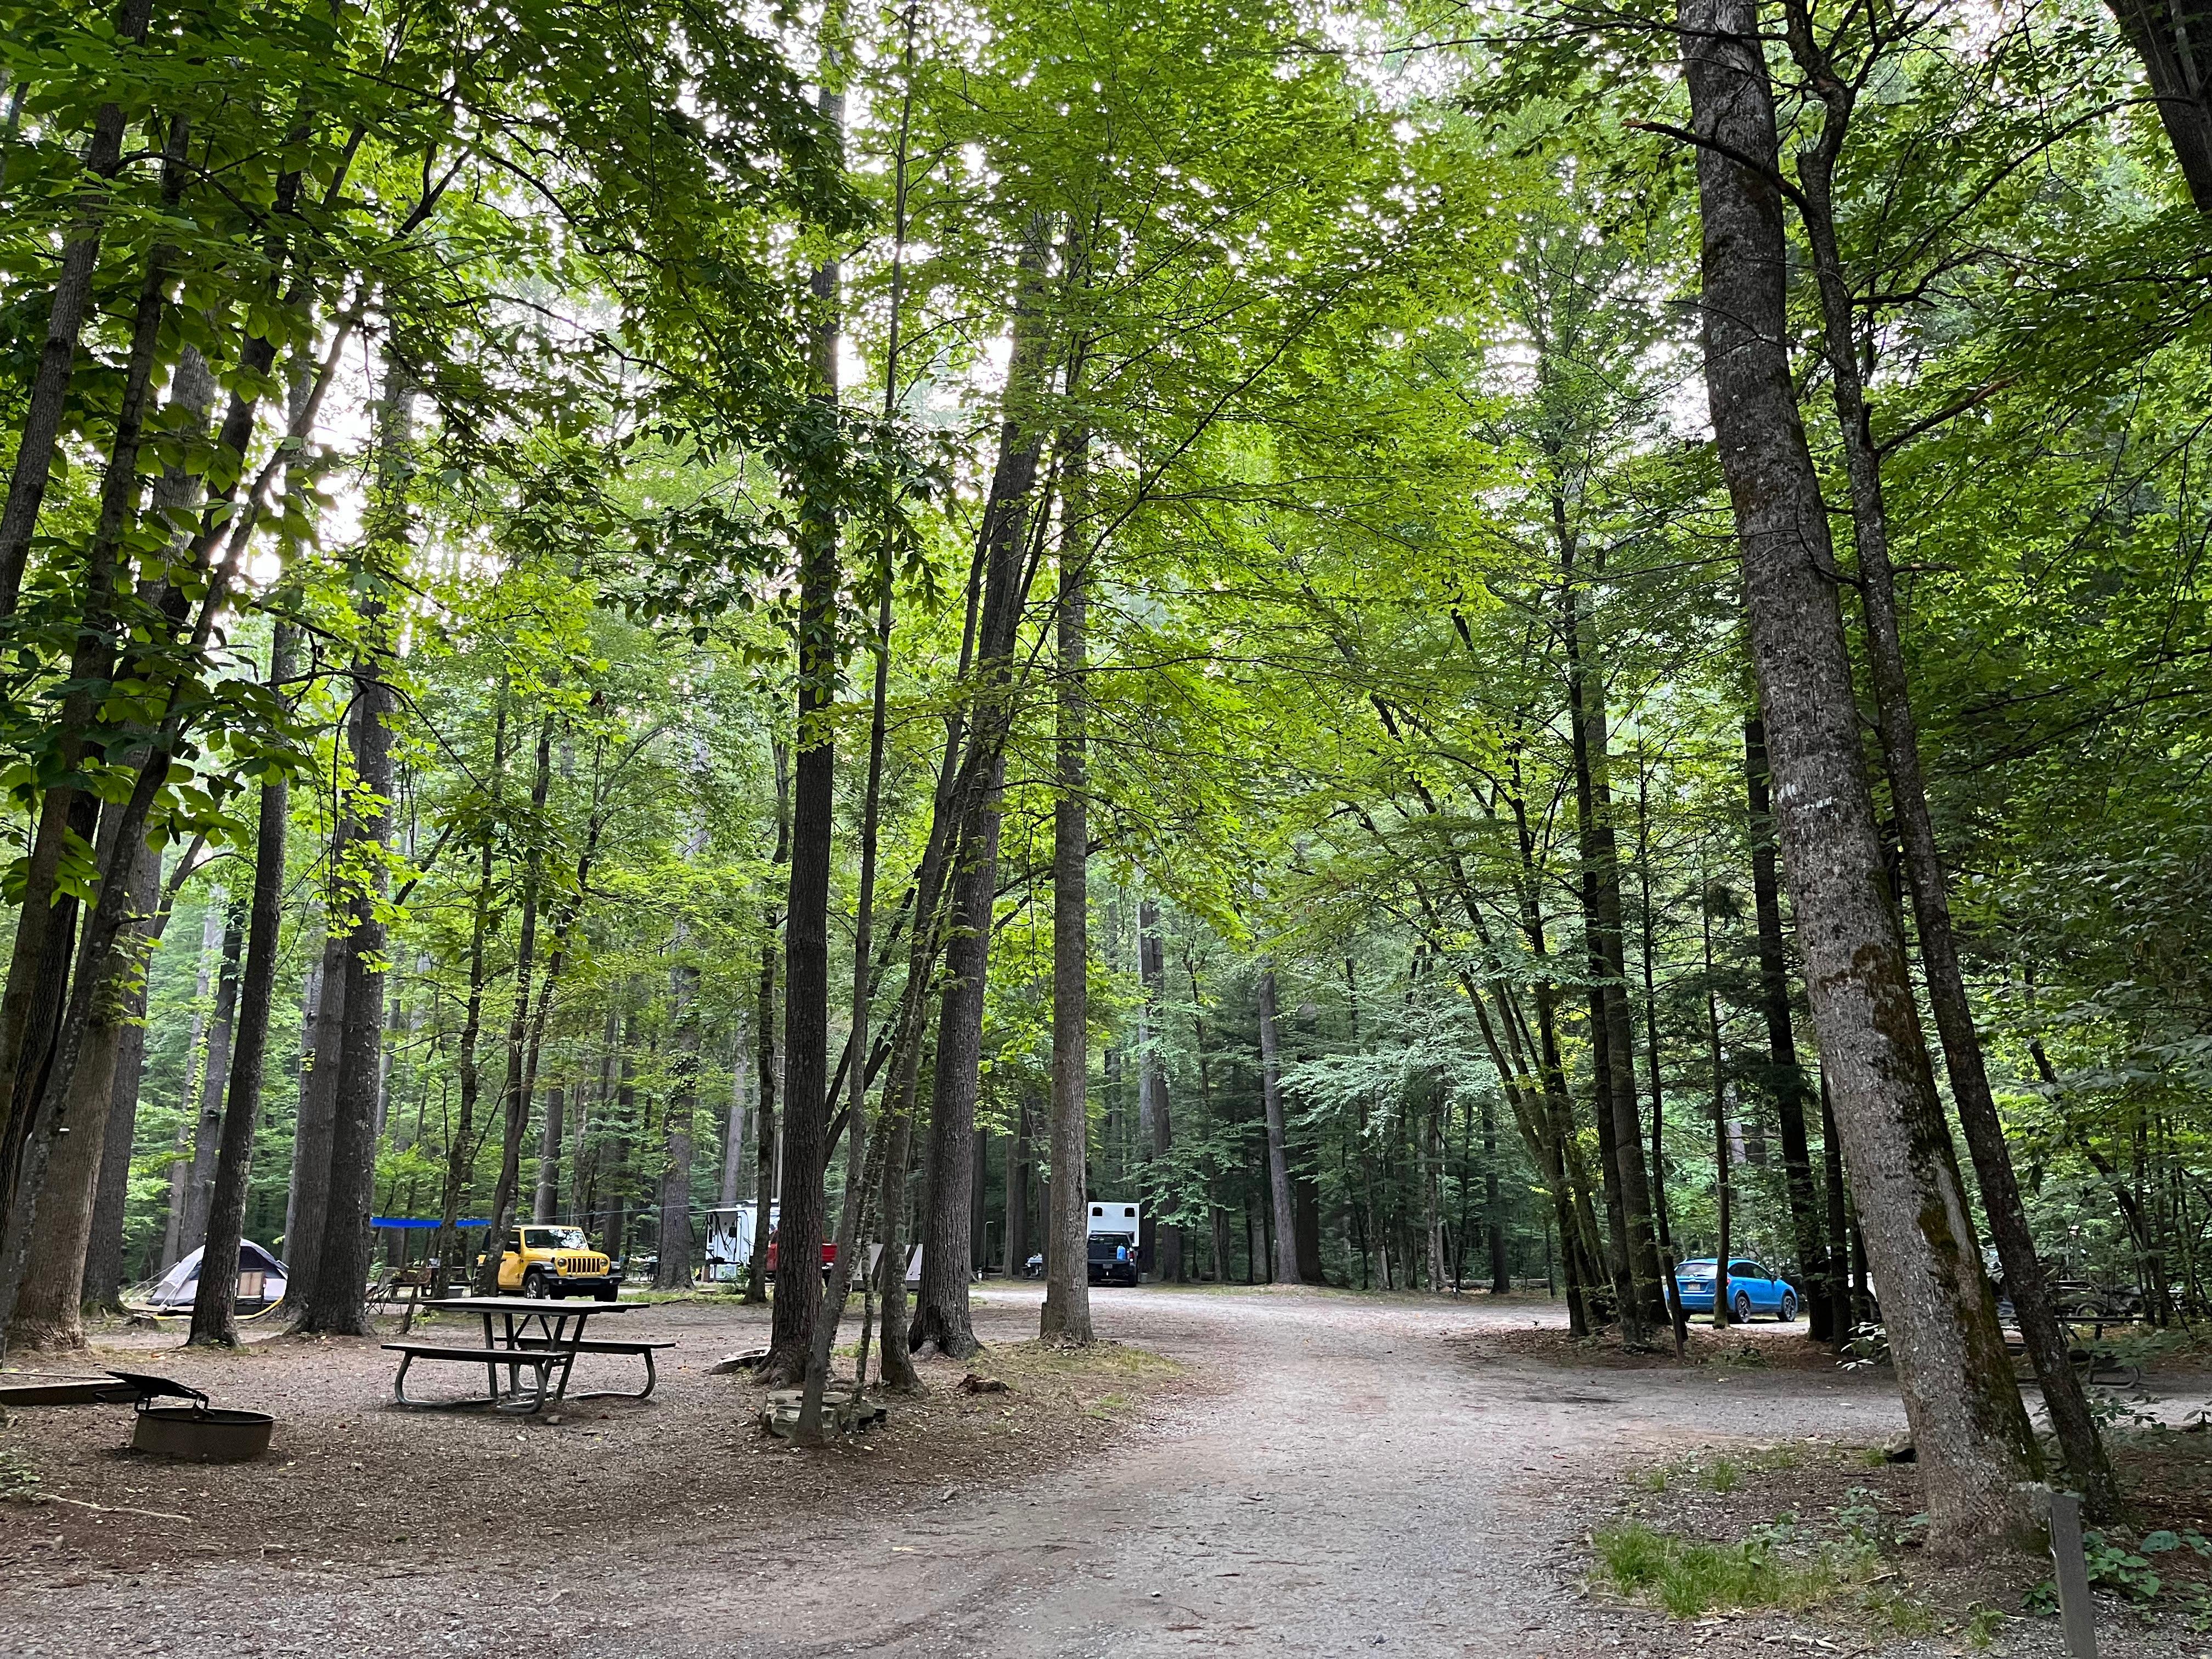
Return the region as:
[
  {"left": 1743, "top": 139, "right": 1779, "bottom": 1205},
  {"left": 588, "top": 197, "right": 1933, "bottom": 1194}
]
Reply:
[{"left": 381, "top": 1296, "right": 671, "bottom": 1413}]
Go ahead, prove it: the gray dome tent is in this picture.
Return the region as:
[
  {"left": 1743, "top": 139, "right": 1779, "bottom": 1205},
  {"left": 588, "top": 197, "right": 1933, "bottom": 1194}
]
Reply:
[{"left": 143, "top": 1240, "right": 287, "bottom": 1312}]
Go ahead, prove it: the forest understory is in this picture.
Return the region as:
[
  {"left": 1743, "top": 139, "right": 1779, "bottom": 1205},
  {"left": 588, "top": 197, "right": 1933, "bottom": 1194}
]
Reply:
[{"left": 0, "top": 1286, "right": 2205, "bottom": 1658}]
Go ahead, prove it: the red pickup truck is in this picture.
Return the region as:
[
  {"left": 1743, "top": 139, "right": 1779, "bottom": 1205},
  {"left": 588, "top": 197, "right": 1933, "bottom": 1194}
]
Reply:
[{"left": 763, "top": 1234, "right": 837, "bottom": 1279}]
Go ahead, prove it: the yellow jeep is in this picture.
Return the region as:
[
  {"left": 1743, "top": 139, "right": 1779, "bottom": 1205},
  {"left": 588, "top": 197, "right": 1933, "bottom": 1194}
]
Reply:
[{"left": 494, "top": 1225, "right": 619, "bottom": 1301}]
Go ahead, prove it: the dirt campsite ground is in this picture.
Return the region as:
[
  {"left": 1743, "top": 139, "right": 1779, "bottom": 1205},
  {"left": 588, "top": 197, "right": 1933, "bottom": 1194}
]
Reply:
[{"left": 2, "top": 1283, "right": 2210, "bottom": 1658}]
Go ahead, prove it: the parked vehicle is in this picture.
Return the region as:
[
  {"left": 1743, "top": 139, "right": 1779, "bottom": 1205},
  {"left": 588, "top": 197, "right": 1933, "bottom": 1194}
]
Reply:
[
  {"left": 482, "top": 1226, "right": 619, "bottom": 1301},
  {"left": 1087, "top": 1200, "right": 1141, "bottom": 1286},
  {"left": 1673, "top": 1258, "right": 1798, "bottom": 1322},
  {"left": 764, "top": 1231, "right": 836, "bottom": 1280},
  {"left": 703, "top": 1204, "right": 769, "bottom": 1283}
]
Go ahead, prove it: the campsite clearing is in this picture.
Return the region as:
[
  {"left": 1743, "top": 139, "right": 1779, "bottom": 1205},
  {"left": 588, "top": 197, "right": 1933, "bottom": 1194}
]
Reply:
[{"left": 4, "top": 1286, "right": 2208, "bottom": 1656}]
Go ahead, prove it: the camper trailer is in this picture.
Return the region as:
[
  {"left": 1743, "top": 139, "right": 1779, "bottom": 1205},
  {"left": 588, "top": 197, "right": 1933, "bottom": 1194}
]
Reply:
[
  {"left": 1086, "top": 1201, "right": 1141, "bottom": 1286},
  {"left": 704, "top": 1204, "right": 770, "bottom": 1283}
]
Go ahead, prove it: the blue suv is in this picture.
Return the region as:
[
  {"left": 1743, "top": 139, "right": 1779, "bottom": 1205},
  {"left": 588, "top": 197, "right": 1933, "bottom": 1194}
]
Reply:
[{"left": 1673, "top": 1259, "right": 1798, "bottom": 1322}]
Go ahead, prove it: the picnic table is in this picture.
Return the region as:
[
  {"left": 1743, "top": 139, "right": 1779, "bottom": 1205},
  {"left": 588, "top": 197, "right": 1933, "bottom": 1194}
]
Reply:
[{"left": 381, "top": 1295, "right": 673, "bottom": 1414}]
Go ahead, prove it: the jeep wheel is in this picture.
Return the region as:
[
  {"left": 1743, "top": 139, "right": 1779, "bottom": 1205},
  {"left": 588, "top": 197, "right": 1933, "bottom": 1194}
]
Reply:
[{"left": 522, "top": 1268, "right": 550, "bottom": 1299}]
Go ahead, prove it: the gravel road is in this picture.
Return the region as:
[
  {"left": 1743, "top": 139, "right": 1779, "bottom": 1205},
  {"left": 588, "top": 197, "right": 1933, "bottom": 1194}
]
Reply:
[{"left": 1, "top": 1283, "right": 2196, "bottom": 1658}]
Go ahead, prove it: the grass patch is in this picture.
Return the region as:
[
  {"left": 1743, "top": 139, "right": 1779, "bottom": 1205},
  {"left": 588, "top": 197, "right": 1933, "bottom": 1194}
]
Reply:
[
  {"left": 0, "top": 1444, "right": 40, "bottom": 1503},
  {"left": 981, "top": 1338, "right": 1182, "bottom": 1384},
  {"left": 1861, "top": 1585, "right": 1938, "bottom": 1636},
  {"left": 1593, "top": 1520, "right": 1869, "bottom": 1618},
  {"left": 1702, "top": 1457, "right": 1741, "bottom": 1494}
]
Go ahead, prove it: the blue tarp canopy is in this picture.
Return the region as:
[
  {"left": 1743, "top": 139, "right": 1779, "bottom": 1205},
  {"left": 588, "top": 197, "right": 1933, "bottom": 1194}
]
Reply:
[{"left": 370, "top": 1217, "right": 489, "bottom": 1229}]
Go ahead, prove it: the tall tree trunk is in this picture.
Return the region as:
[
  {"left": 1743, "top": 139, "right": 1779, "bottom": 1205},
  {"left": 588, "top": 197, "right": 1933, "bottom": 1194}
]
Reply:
[
  {"left": 1257, "top": 966, "right": 1302, "bottom": 1285},
  {"left": 304, "top": 695, "right": 391, "bottom": 1335},
  {"left": 1424, "top": 1097, "right": 1447, "bottom": 1291},
  {"left": 770, "top": 49, "right": 845, "bottom": 1378},
  {"left": 1507, "top": 797, "right": 1611, "bottom": 1325},
  {"left": 1743, "top": 716, "right": 1831, "bottom": 1340},
  {"left": 1635, "top": 757, "right": 1688, "bottom": 1347},
  {"left": 660, "top": 770, "right": 707, "bottom": 1295},
  {"left": 1678, "top": 0, "right": 2040, "bottom": 1545},
  {"left": 911, "top": 216, "right": 1054, "bottom": 1359},
  {"left": 2107, "top": 0, "right": 2212, "bottom": 212},
  {"left": 1194, "top": 968, "right": 1229, "bottom": 1285},
  {"left": 534, "top": 1084, "right": 566, "bottom": 1224},
  {"left": 98, "top": 355, "right": 224, "bottom": 1299},
  {"left": 0, "top": 120, "right": 194, "bottom": 1297},
  {"left": 658, "top": 976, "right": 698, "bottom": 1291},
  {"left": 744, "top": 740, "right": 790, "bottom": 1304},
  {"left": 1007, "top": 1097, "right": 1030, "bottom": 1279},
  {"left": 162, "top": 900, "right": 223, "bottom": 1272},
  {"left": 432, "top": 826, "right": 498, "bottom": 1297},
  {"left": 872, "top": 1042, "right": 923, "bottom": 1392},
  {"left": 1776, "top": 0, "right": 2118, "bottom": 1515},
  {"left": 910, "top": 795, "right": 1004, "bottom": 1358},
  {"left": 718, "top": 1029, "right": 749, "bottom": 1209},
  {"left": 189, "top": 624, "right": 295, "bottom": 1345},
  {"left": 1821, "top": 1067, "right": 1851, "bottom": 1353},
  {"left": 1561, "top": 561, "right": 1664, "bottom": 1336},
  {"left": 182, "top": 894, "right": 246, "bottom": 1256},
  {"left": 602, "top": 1031, "right": 637, "bottom": 1260},
  {"left": 300, "top": 369, "right": 407, "bottom": 1338},
  {"left": 1042, "top": 405, "right": 1094, "bottom": 1343},
  {"left": 798, "top": 364, "right": 898, "bottom": 1431},
  {"left": 287, "top": 921, "right": 348, "bottom": 1309},
  {"left": 1482, "top": 1092, "right": 1509, "bottom": 1294},
  {"left": 476, "top": 713, "right": 555, "bottom": 1294},
  {"left": 969, "top": 1126, "right": 990, "bottom": 1269},
  {"left": 1497, "top": 772, "right": 1610, "bottom": 1322},
  {"left": 83, "top": 835, "right": 188, "bottom": 1308},
  {"left": 0, "top": 0, "right": 159, "bottom": 619},
  {"left": 1137, "top": 899, "right": 1181, "bottom": 1282},
  {"left": 8, "top": 806, "right": 165, "bottom": 1348},
  {"left": 1705, "top": 880, "right": 1733, "bottom": 1330}
]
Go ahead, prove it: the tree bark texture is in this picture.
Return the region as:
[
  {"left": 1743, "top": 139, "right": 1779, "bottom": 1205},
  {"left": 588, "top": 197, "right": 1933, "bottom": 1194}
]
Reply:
[
  {"left": 189, "top": 623, "right": 294, "bottom": 1345},
  {"left": 476, "top": 714, "right": 555, "bottom": 1294},
  {"left": 1678, "top": 0, "right": 2039, "bottom": 1545},
  {"left": 534, "top": 1084, "right": 566, "bottom": 1224},
  {"left": 911, "top": 217, "right": 1053, "bottom": 1359},
  {"left": 1561, "top": 567, "right": 1665, "bottom": 1335},
  {"left": 301, "top": 695, "right": 392, "bottom": 1336},
  {"left": 286, "top": 923, "right": 348, "bottom": 1309},
  {"left": 182, "top": 895, "right": 245, "bottom": 1257},
  {"left": 1257, "top": 966, "right": 1302, "bottom": 1285},
  {"left": 1775, "top": 4, "right": 2119, "bottom": 1511},
  {"left": 2108, "top": 0, "right": 2212, "bottom": 211},
  {"left": 745, "top": 741, "right": 790, "bottom": 1304},
  {"left": 1743, "top": 716, "right": 1832, "bottom": 1341},
  {"left": 6, "top": 804, "right": 163, "bottom": 1348},
  {"left": 1042, "top": 415, "right": 1094, "bottom": 1344},
  {"left": 300, "top": 368, "right": 409, "bottom": 1334},
  {"left": 1137, "top": 899, "right": 1181, "bottom": 1282},
  {"left": 0, "top": 0, "right": 159, "bottom": 618},
  {"left": 659, "top": 959, "right": 701, "bottom": 1291}
]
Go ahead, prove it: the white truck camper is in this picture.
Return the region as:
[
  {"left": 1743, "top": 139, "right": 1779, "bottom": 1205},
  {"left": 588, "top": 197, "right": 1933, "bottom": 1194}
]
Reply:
[{"left": 1087, "top": 1200, "right": 1141, "bottom": 1285}]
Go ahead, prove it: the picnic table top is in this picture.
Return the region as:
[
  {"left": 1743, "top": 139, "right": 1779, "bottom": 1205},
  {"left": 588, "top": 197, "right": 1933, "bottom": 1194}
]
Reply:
[{"left": 426, "top": 1295, "right": 639, "bottom": 1316}]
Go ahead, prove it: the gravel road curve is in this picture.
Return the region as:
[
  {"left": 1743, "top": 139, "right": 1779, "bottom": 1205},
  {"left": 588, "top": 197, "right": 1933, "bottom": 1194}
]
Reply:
[{"left": 1, "top": 1284, "right": 2188, "bottom": 1658}]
